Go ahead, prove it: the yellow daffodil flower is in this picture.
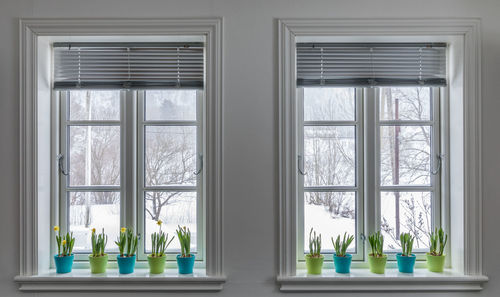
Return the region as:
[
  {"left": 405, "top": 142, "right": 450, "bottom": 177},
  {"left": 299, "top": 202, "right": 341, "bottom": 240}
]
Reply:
[
  {"left": 53, "top": 226, "right": 59, "bottom": 232},
  {"left": 62, "top": 239, "right": 67, "bottom": 245},
  {"left": 157, "top": 220, "right": 162, "bottom": 226},
  {"left": 121, "top": 227, "right": 127, "bottom": 233},
  {"left": 92, "top": 228, "right": 96, "bottom": 233}
]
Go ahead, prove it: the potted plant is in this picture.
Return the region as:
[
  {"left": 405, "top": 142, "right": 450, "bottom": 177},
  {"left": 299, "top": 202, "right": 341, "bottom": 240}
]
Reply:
[
  {"left": 148, "top": 220, "right": 174, "bottom": 274},
  {"left": 115, "top": 227, "right": 138, "bottom": 274},
  {"left": 89, "top": 228, "right": 108, "bottom": 274},
  {"left": 397, "top": 232, "right": 416, "bottom": 273},
  {"left": 427, "top": 227, "right": 448, "bottom": 272},
  {"left": 367, "top": 231, "right": 387, "bottom": 274},
  {"left": 53, "top": 226, "right": 75, "bottom": 274},
  {"left": 332, "top": 232, "right": 354, "bottom": 274},
  {"left": 176, "top": 225, "right": 195, "bottom": 274},
  {"left": 305, "top": 228, "right": 323, "bottom": 274}
]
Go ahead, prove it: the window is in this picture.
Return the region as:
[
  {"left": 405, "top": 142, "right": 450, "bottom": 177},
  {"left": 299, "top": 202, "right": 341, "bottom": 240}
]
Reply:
[{"left": 277, "top": 18, "right": 486, "bottom": 292}]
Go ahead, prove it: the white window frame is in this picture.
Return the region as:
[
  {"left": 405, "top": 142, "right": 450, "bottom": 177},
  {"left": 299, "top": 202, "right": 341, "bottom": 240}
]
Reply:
[
  {"left": 278, "top": 18, "right": 487, "bottom": 291},
  {"left": 16, "top": 18, "right": 224, "bottom": 292}
]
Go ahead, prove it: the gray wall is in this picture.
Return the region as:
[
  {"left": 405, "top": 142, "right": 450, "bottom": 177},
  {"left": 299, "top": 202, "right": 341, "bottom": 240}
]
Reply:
[{"left": 1, "top": 0, "right": 499, "bottom": 296}]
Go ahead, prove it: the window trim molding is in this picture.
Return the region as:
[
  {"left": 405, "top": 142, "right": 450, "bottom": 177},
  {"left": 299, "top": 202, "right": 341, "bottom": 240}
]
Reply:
[
  {"left": 18, "top": 18, "right": 224, "bottom": 291},
  {"left": 278, "top": 18, "right": 485, "bottom": 291}
]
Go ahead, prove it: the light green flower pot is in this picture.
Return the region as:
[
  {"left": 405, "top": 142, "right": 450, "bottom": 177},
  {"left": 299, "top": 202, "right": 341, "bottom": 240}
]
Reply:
[
  {"left": 305, "top": 254, "right": 324, "bottom": 275},
  {"left": 368, "top": 254, "right": 387, "bottom": 274},
  {"left": 426, "top": 253, "right": 446, "bottom": 272},
  {"left": 148, "top": 255, "right": 166, "bottom": 274},
  {"left": 88, "top": 254, "right": 108, "bottom": 274}
]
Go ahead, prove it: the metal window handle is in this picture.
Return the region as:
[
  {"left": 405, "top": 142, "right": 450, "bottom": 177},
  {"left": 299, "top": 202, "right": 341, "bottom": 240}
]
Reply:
[
  {"left": 57, "top": 154, "right": 69, "bottom": 176},
  {"left": 193, "top": 154, "right": 203, "bottom": 175},
  {"left": 298, "top": 154, "right": 307, "bottom": 175},
  {"left": 431, "top": 154, "right": 444, "bottom": 175}
]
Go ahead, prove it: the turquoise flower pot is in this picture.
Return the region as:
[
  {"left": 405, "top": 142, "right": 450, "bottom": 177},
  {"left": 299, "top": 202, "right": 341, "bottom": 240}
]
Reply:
[
  {"left": 117, "top": 255, "right": 136, "bottom": 274},
  {"left": 333, "top": 253, "right": 352, "bottom": 274},
  {"left": 396, "top": 253, "right": 416, "bottom": 273},
  {"left": 54, "top": 254, "right": 74, "bottom": 274},
  {"left": 176, "top": 254, "right": 195, "bottom": 274}
]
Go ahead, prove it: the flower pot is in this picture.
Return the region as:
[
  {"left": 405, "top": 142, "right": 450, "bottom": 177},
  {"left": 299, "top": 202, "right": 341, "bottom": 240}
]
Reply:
[
  {"left": 305, "top": 254, "right": 324, "bottom": 275},
  {"left": 88, "top": 254, "right": 108, "bottom": 274},
  {"left": 117, "top": 255, "right": 136, "bottom": 274},
  {"left": 333, "top": 253, "right": 352, "bottom": 274},
  {"left": 176, "top": 254, "right": 196, "bottom": 274},
  {"left": 368, "top": 254, "right": 387, "bottom": 274},
  {"left": 426, "top": 253, "right": 446, "bottom": 272},
  {"left": 396, "top": 253, "right": 416, "bottom": 273},
  {"left": 54, "top": 254, "right": 74, "bottom": 274},
  {"left": 147, "top": 255, "right": 166, "bottom": 274}
]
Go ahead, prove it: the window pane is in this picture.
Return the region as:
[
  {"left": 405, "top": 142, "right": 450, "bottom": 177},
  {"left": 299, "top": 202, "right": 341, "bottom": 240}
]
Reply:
[
  {"left": 379, "top": 87, "right": 431, "bottom": 121},
  {"left": 144, "top": 192, "right": 197, "bottom": 253},
  {"left": 145, "top": 126, "right": 197, "bottom": 186},
  {"left": 380, "top": 191, "right": 432, "bottom": 252},
  {"left": 68, "top": 191, "right": 120, "bottom": 253},
  {"left": 69, "top": 90, "right": 120, "bottom": 121},
  {"left": 304, "top": 126, "right": 356, "bottom": 186},
  {"left": 145, "top": 90, "right": 197, "bottom": 121},
  {"left": 304, "top": 88, "right": 355, "bottom": 121},
  {"left": 69, "top": 126, "right": 120, "bottom": 186},
  {"left": 380, "top": 126, "right": 431, "bottom": 186},
  {"left": 304, "top": 192, "right": 356, "bottom": 253}
]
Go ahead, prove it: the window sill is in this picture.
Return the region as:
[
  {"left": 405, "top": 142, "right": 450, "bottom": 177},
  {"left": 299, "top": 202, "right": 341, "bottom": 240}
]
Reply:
[
  {"left": 277, "top": 269, "right": 488, "bottom": 292},
  {"left": 14, "top": 269, "right": 226, "bottom": 292}
]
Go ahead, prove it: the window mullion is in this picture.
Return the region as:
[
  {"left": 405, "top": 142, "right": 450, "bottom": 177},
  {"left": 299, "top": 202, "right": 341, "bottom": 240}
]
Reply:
[
  {"left": 123, "top": 90, "right": 136, "bottom": 232},
  {"left": 364, "top": 87, "right": 378, "bottom": 239},
  {"left": 296, "top": 88, "right": 305, "bottom": 261}
]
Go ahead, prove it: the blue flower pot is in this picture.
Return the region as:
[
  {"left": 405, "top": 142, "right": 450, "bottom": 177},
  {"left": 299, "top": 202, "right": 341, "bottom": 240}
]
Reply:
[
  {"left": 333, "top": 253, "right": 352, "bottom": 274},
  {"left": 176, "top": 254, "right": 195, "bottom": 274},
  {"left": 117, "top": 255, "right": 136, "bottom": 274},
  {"left": 396, "top": 253, "right": 416, "bottom": 273},
  {"left": 54, "top": 254, "right": 74, "bottom": 274}
]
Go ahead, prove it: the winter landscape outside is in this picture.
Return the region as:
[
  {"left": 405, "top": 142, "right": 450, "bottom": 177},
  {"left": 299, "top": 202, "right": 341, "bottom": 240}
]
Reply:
[
  {"left": 303, "top": 87, "right": 433, "bottom": 254},
  {"left": 66, "top": 90, "right": 198, "bottom": 254}
]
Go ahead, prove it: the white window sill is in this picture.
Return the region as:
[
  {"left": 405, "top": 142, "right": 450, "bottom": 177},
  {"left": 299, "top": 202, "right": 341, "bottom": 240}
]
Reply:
[
  {"left": 277, "top": 269, "right": 488, "bottom": 292},
  {"left": 14, "top": 269, "right": 226, "bottom": 292}
]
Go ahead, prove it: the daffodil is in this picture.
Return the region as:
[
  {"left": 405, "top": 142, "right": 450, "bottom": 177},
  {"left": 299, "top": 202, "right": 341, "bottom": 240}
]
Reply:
[
  {"left": 92, "top": 228, "right": 96, "bottom": 233},
  {"left": 157, "top": 220, "right": 162, "bottom": 226},
  {"left": 53, "top": 226, "right": 60, "bottom": 232},
  {"left": 62, "top": 239, "right": 67, "bottom": 246},
  {"left": 121, "top": 227, "right": 127, "bottom": 233}
]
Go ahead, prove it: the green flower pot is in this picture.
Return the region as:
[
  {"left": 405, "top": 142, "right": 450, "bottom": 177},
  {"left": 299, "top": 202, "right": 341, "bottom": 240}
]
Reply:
[
  {"left": 88, "top": 254, "right": 108, "bottom": 274},
  {"left": 426, "top": 253, "right": 446, "bottom": 272},
  {"left": 305, "top": 254, "right": 324, "bottom": 275},
  {"left": 148, "top": 255, "right": 166, "bottom": 274},
  {"left": 368, "top": 254, "right": 387, "bottom": 274}
]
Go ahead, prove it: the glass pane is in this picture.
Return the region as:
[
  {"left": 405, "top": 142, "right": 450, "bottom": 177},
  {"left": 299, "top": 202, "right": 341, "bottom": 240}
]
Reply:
[
  {"left": 69, "top": 126, "right": 120, "bottom": 186},
  {"left": 145, "top": 90, "right": 197, "bottom": 121},
  {"left": 145, "top": 126, "right": 197, "bottom": 186},
  {"left": 380, "top": 191, "right": 432, "bottom": 252},
  {"left": 304, "top": 126, "right": 356, "bottom": 186},
  {"left": 69, "top": 90, "right": 120, "bottom": 121},
  {"left": 380, "top": 126, "right": 431, "bottom": 186},
  {"left": 379, "top": 87, "right": 431, "bottom": 121},
  {"left": 304, "top": 88, "right": 355, "bottom": 121},
  {"left": 68, "top": 192, "right": 120, "bottom": 253},
  {"left": 144, "top": 192, "right": 197, "bottom": 253},
  {"left": 304, "top": 192, "right": 356, "bottom": 254}
]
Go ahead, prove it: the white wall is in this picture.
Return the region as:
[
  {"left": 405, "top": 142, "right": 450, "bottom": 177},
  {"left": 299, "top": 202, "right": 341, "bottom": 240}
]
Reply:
[{"left": 1, "top": 0, "right": 500, "bottom": 296}]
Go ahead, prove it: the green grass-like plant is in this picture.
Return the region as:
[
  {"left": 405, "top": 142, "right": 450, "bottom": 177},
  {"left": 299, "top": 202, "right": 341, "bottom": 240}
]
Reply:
[
  {"left": 368, "top": 231, "right": 384, "bottom": 257},
  {"left": 54, "top": 226, "right": 75, "bottom": 257},
  {"left": 308, "top": 228, "right": 322, "bottom": 257},
  {"left": 150, "top": 221, "right": 174, "bottom": 258},
  {"left": 115, "top": 228, "right": 138, "bottom": 257},
  {"left": 332, "top": 232, "right": 354, "bottom": 257},
  {"left": 176, "top": 225, "right": 192, "bottom": 257},
  {"left": 400, "top": 232, "right": 414, "bottom": 257},
  {"left": 429, "top": 227, "right": 448, "bottom": 256},
  {"left": 91, "top": 228, "right": 107, "bottom": 257}
]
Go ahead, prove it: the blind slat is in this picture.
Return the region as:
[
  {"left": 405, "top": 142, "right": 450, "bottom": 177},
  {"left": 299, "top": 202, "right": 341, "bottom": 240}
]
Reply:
[
  {"left": 296, "top": 43, "right": 447, "bottom": 87},
  {"left": 53, "top": 42, "right": 204, "bottom": 90}
]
